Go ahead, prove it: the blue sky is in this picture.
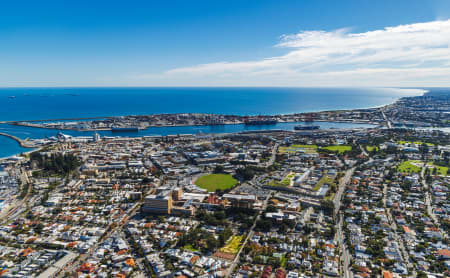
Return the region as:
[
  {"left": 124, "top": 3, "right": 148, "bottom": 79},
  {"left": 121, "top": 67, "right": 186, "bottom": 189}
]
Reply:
[{"left": 1, "top": 0, "right": 449, "bottom": 87}]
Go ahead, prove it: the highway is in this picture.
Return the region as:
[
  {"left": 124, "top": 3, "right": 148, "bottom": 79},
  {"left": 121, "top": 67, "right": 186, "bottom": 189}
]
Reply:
[{"left": 381, "top": 110, "right": 392, "bottom": 128}]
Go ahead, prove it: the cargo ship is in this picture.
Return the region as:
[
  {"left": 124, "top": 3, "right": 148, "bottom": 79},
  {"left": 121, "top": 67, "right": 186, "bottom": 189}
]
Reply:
[
  {"left": 244, "top": 118, "right": 278, "bottom": 125},
  {"left": 111, "top": 127, "right": 139, "bottom": 132},
  {"left": 294, "top": 125, "right": 320, "bottom": 130}
]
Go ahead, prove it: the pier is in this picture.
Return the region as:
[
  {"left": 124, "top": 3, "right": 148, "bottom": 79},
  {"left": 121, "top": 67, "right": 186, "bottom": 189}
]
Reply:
[{"left": 0, "top": 133, "right": 35, "bottom": 148}]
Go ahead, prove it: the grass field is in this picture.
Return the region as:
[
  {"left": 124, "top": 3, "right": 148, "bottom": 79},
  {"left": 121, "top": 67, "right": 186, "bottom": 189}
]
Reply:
[
  {"left": 314, "top": 173, "right": 335, "bottom": 191},
  {"left": 397, "top": 161, "right": 422, "bottom": 174},
  {"left": 291, "top": 144, "right": 318, "bottom": 149},
  {"left": 366, "top": 145, "right": 379, "bottom": 152},
  {"left": 427, "top": 162, "right": 449, "bottom": 176},
  {"left": 279, "top": 144, "right": 318, "bottom": 154},
  {"left": 268, "top": 180, "right": 289, "bottom": 187},
  {"left": 397, "top": 141, "right": 434, "bottom": 146},
  {"left": 322, "top": 145, "right": 352, "bottom": 154},
  {"left": 195, "top": 174, "right": 238, "bottom": 192},
  {"left": 220, "top": 235, "right": 243, "bottom": 254}
]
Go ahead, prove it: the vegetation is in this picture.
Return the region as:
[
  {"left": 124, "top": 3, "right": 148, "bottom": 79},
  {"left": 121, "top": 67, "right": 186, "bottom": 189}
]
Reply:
[
  {"left": 177, "top": 228, "right": 219, "bottom": 253},
  {"left": 397, "top": 160, "right": 422, "bottom": 174},
  {"left": 235, "top": 167, "right": 255, "bottom": 181},
  {"left": 320, "top": 200, "right": 335, "bottom": 216},
  {"left": 195, "top": 174, "right": 238, "bottom": 192},
  {"left": 321, "top": 145, "right": 352, "bottom": 154},
  {"left": 30, "top": 152, "right": 81, "bottom": 177},
  {"left": 366, "top": 145, "right": 378, "bottom": 152},
  {"left": 427, "top": 163, "right": 448, "bottom": 176},
  {"left": 278, "top": 144, "right": 317, "bottom": 154},
  {"left": 314, "top": 173, "right": 335, "bottom": 191},
  {"left": 219, "top": 235, "right": 243, "bottom": 254},
  {"left": 397, "top": 140, "right": 434, "bottom": 146}
]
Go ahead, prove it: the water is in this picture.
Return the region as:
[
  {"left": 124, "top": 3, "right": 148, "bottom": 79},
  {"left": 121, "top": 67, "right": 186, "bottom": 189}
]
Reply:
[
  {"left": 0, "top": 121, "right": 376, "bottom": 158},
  {"left": 0, "top": 87, "right": 424, "bottom": 121},
  {"left": 0, "top": 87, "right": 426, "bottom": 158},
  {"left": 0, "top": 135, "right": 29, "bottom": 158}
]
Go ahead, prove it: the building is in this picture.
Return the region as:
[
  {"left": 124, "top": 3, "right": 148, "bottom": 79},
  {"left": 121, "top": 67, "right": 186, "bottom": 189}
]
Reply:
[
  {"left": 172, "top": 187, "right": 183, "bottom": 201},
  {"left": 142, "top": 193, "right": 173, "bottom": 214},
  {"left": 222, "top": 193, "right": 257, "bottom": 209}
]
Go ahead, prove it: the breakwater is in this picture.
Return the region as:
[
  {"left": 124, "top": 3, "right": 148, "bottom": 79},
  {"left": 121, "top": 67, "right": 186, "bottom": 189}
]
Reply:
[{"left": 0, "top": 133, "right": 35, "bottom": 148}]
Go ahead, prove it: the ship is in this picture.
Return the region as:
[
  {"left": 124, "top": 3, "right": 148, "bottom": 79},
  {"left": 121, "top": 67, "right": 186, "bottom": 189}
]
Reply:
[
  {"left": 244, "top": 117, "right": 278, "bottom": 125},
  {"left": 111, "top": 127, "right": 139, "bottom": 132},
  {"left": 8, "top": 96, "right": 16, "bottom": 99},
  {"left": 294, "top": 125, "right": 320, "bottom": 130}
]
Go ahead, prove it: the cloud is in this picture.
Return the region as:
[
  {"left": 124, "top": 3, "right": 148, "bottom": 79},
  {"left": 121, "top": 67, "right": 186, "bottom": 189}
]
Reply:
[{"left": 135, "top": 19, "right": 450, "bottom": 86}]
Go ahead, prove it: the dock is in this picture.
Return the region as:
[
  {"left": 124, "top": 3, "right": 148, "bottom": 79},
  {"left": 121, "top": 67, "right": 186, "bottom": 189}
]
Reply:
[{"left": 0, "top": 133, "right": 36, "bottom": 148}]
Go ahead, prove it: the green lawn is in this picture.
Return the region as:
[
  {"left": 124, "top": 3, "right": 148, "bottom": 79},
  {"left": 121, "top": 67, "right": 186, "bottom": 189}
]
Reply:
[
  {"left": 435, "top": 166, "right": 449, "bottom": 176},
  {"left": 183, "top": 244, "right": 200, "bottom": 252},
  {"left": 268, "top": 180, "right": 288, "bottom": 187},
  {"left": 322, "top": 145, "right": 352, "bottom": 154},
  {"left": 220, "top": 235, "right": 243, "bottom": 254},
  {"left": 397, "top": 141, "right": 434, "bottom": 146},
  {"left": 427, "top": 163, "right": 449, "bottom": 176},
  {"left": 291, "top": 144, "right": 318, "bottom": 149},
  {"left": 279, "top": 144, "right": 318, "bottom": 154},
  {"left": 195, "top": 174, "right": 238, "bottom": 192},
  {"left": 314, "top": 174, "right": 335, "bottom": 191},
  {"left": 366, "top": 145, "right": 379, "bottom": 152},
  {"left": 397, "top": 161, "right": 422, "bottom": 174}
]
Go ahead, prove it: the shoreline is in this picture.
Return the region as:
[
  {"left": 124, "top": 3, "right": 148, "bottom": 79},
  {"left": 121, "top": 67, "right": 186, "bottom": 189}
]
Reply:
[
  {"left": 0, "top": 87, "right": 426, "bottom": 124},
  {"left": 8, "top": 117, "right": 378, "bottom": 131},
  {"left": 4, "top": 98, "right": 397, "bottom": 132},
  {"left": 0, "top": 89, "right": 428, "bottom": 159},
  {"left": 0, "top": 132, "right": 35, "bottom": 148}
]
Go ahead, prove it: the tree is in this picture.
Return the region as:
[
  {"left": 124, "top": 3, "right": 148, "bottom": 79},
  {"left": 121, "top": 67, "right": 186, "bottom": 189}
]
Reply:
[
  {"left": 266, "top": 205, "right": 277, "bottom": 213},
  {"left": 235, "top": 167, "right": 254, "bottom": 181},
  {"left": 320, "top": 200, "right": 335, "bottom": 216},
  {"left": 214, "top": 165, "right": 225, "bottom": 174},
  {"left": 219, "top": 227, "right": 233, "bottom": 245}
]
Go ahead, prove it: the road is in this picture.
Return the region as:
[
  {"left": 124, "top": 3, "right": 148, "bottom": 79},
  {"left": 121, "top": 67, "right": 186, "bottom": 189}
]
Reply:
[
  {"left": 334, "top": 167, "right": 354, "bottom": 218},
  {"left": 383, "top": 177, "right": 415, "bottom": 276},
  {"left": 0, "top": 168, "right": 33, "bottom": 224},
  {"left": 260, "top": 143, "right": 279, "bottom": 168},
  {"left": 381, "top": 110, "right": 392, "bottom": 128},
  {"left": 224, "top": 192, "right": 272, "bottom": 278},
  {"left": 56, "top": 201, "right": 143, "bottom": 277},
  {"left": 420, "top": 167, "right": 448, "bottom": 239},
  {"left": 334, "top": 167, "right": 354, "bottom": 278},
  {"left": 337, "top": 214, "right": 352, "bottom": 278}
]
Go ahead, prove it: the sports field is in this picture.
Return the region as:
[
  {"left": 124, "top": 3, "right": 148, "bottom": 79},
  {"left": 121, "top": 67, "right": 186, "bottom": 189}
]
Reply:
[{"left": 195, "top": 174, "right": 238, "bottom": 192}]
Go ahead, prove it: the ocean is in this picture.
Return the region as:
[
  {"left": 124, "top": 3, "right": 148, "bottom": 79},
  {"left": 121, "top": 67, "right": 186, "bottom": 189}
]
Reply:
[{"left": 0, "top": 87, "right": 425, "bottom": 158}]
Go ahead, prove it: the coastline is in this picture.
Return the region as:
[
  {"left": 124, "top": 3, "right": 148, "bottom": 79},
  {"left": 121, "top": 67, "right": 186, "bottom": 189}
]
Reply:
[
  {"left": 0, "top": 88, "right": 428, "bottom": 159},
  {"left": 0, "top": 132, "right": 36, "bottom": 148}
]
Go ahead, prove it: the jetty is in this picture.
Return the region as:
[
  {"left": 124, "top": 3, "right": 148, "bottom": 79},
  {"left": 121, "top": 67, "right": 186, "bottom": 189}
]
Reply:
[{"left": 0, "top": 133, "right": 36, "bottom": 148}]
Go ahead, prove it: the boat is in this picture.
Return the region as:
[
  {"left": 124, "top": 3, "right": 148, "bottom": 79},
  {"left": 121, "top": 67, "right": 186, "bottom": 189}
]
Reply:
[
  {"left": 111, "top": 127, "right": 139, "bottom": 132},
  {"left": 8, "top": 96, "right": 15, "bottom": 99},
  {"left": 294, "top": 125, "right": 320, "bottom": 130},
  {"left": 244, "top": 118, "right": 278, "bottom": 125}
]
